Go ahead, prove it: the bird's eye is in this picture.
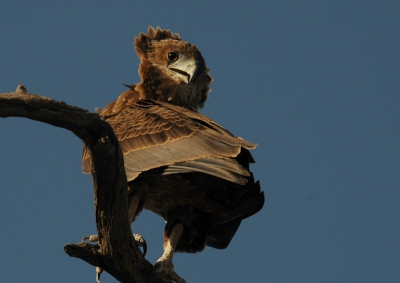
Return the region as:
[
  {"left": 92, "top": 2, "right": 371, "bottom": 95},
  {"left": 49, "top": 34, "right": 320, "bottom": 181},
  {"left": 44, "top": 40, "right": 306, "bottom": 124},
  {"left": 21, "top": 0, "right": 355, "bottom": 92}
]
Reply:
[{"left": 167, "top": 52, "right": 179, "bottom": 62}]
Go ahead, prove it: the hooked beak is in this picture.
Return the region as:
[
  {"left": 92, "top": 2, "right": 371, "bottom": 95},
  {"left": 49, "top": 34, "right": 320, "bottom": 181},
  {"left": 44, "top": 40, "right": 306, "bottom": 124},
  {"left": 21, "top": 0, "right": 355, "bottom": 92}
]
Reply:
[{"left": 168, "top": 59, "right": 197, "bottom": 84}]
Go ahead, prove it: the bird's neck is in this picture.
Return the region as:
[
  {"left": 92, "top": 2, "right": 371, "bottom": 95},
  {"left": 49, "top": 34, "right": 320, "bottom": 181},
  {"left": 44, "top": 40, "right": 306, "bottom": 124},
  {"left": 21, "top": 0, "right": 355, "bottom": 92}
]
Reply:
[{"left": 136, "top": 79, "right": 202, "bottom": 110}]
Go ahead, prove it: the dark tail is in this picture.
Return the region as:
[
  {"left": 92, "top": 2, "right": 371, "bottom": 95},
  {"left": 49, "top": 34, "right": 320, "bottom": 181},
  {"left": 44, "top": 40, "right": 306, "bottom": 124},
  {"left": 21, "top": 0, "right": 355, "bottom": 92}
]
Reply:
[{"left": 206, "top": 180, "right": 264, "bottom": 249}]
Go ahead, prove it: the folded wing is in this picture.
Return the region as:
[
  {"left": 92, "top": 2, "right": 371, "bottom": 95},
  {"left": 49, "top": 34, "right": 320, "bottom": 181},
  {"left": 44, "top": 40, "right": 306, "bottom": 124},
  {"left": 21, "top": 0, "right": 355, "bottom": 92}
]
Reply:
[{"left": 82, "top": 97, "right": 256, "bottom": 185}]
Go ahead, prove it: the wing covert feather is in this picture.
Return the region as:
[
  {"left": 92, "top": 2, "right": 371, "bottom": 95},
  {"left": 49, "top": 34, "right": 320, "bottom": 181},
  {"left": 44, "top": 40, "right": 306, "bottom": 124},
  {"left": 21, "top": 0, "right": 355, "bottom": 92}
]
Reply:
[{"left": 82, "top": 99, "right": 257, "bottom": 184}]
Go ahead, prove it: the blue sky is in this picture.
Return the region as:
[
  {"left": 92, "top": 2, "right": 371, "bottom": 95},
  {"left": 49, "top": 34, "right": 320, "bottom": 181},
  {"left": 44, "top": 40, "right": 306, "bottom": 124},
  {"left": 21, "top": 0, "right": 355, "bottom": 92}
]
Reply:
[{"left": 1, "top": 1, "right": 399, "bottom": 282}]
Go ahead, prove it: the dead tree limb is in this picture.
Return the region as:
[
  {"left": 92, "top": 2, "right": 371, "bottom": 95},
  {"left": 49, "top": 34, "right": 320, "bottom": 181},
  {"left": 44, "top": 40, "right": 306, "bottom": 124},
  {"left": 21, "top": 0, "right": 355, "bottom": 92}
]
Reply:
[{"left": 0, "top": 86, "right": 170, "bottom": 283}]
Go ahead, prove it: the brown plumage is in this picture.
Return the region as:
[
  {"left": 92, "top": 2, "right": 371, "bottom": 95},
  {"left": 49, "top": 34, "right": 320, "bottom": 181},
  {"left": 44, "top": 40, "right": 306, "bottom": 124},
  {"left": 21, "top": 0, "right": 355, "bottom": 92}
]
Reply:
[{"left": 82, "top": 27, "right": 264, "bottom": 282}]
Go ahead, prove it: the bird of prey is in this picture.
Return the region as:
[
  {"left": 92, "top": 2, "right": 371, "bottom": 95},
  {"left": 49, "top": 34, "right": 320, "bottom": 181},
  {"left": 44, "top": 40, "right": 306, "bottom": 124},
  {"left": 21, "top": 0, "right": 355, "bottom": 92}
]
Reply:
[{"left": 82, "top": 26, "right": 264, "bottom": 283}]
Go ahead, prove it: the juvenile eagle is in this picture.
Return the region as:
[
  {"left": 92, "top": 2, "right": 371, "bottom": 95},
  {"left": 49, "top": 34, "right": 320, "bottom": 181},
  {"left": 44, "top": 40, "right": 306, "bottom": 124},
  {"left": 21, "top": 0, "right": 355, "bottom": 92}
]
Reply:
[{"left": 82, "top": 27, "right": 264, "bottom": 282}]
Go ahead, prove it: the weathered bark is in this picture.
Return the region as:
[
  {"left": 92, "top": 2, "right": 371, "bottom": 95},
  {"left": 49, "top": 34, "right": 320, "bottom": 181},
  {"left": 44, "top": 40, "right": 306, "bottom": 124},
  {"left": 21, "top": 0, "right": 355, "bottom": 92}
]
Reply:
[{"left": 0, "top": 86, "right": 171, "bottom": 283}]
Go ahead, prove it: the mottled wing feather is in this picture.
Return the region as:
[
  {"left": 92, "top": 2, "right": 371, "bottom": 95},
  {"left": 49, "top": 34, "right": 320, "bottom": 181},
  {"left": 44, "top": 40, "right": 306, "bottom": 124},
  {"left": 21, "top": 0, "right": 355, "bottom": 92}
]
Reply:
[
  {"left": 160, "top": 158, "right": 250, "bottom": 185},
  {"left": 175, "top": 158, "right": 251, "bottom": 176},
  {"left": 121, "top": 131, "right": 248, "bottom": 182},
  {"left": 82, "top": 99, "right": 257, "bottom": 184}
]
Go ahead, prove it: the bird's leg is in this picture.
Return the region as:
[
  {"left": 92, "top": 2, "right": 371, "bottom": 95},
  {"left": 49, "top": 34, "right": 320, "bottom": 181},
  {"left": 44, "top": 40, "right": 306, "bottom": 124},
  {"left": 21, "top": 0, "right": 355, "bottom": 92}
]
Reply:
[{"left": 154, "top": 223, "right": 186, "bottom": 283}]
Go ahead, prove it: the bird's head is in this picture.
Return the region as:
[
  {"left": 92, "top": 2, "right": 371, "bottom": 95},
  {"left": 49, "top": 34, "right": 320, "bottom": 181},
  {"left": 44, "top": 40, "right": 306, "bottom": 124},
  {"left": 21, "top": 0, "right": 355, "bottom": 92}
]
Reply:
[{"left": 134, "top": 26, "right": 213, "bottom": 110}]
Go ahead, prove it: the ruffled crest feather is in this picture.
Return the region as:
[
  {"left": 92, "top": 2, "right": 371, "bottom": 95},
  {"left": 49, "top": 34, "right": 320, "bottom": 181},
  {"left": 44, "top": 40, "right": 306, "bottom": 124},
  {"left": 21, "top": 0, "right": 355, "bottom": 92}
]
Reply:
[{"left": 135, "top": 26, "right": 182, "bottom": 58}]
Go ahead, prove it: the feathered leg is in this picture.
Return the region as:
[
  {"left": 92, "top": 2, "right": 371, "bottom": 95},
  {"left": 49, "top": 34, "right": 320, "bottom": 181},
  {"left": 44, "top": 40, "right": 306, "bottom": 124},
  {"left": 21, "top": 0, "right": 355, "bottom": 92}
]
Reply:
[{"left": 154, "top": 223, "right": 186, "bottom": 283}]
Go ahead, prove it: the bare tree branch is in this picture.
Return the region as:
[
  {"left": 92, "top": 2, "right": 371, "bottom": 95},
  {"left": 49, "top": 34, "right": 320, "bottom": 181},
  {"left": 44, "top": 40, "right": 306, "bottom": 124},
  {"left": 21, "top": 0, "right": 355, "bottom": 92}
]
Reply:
[{"left": 0, "top": 86, "right": 171, "bottom": 283}]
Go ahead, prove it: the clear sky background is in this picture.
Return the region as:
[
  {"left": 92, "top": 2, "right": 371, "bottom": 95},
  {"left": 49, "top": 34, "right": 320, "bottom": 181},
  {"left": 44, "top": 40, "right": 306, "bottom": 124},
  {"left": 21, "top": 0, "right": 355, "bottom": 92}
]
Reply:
[{"left": 1, "top": 1, "right": 399, "bottom": 283}]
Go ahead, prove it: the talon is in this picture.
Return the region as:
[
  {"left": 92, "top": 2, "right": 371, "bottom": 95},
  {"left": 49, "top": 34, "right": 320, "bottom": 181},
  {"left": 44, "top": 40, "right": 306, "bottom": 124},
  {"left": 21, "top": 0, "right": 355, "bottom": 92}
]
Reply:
[
  {"left": 81, "top": 235, "right": 102, "bottom": 282},
  {"left": 81, "top": 235, "right": 90, "bottom": 242},
  {"left": 133, "top": 234, "right": 147, "bottom": 256},
  {"left": 81, "top": 235, "right": 99, "bottom": 243},
  {"left": 96, "top": 266, "right": 103, "bottom": 283}
]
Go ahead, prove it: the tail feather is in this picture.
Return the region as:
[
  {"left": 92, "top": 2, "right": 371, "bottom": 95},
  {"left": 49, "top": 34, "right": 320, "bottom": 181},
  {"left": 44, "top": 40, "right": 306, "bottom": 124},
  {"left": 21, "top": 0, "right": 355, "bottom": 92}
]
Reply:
[
  {"left": 207, "top": 181, "right": 264, "bottom": 249},
  {"left": 207, "top": 219, "right": 241, "bottom": 249}
]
